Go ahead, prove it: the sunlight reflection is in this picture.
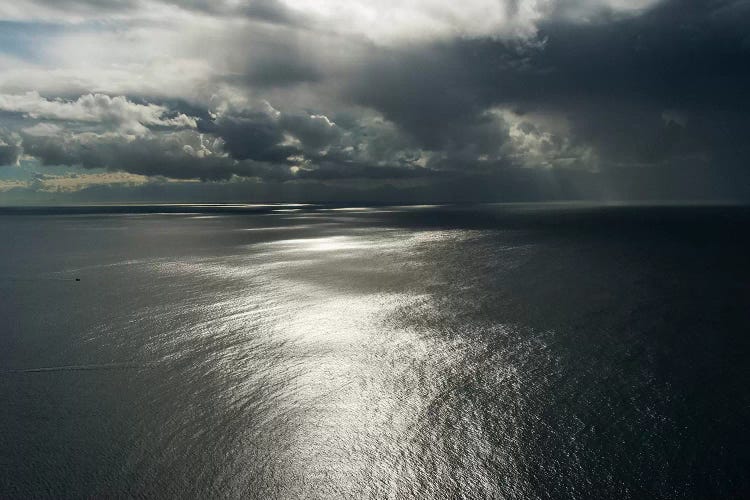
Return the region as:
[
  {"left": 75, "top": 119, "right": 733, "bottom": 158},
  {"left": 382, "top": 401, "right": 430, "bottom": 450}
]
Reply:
[
  {"left": 268, "top": 236, "right": 371, "bottom": 252},
  {"left": 140, "top": 225, "right": 534, "bottom": 497}
]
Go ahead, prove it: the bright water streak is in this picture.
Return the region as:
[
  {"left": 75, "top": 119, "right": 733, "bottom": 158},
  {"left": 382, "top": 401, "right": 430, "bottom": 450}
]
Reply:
[{"left": 1, "top": 205, "right": 749, "bottom": 498}]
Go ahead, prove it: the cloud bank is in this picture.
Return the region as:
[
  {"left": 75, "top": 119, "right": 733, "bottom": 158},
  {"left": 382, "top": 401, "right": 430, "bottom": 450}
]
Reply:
[{"left": 0, "top": 0, "right": 748, "bottom": 203}]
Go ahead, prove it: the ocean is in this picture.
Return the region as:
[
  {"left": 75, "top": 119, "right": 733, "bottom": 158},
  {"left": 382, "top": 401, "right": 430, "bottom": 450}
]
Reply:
[{"left": 1, "top": 203, "right": 749, "bottom": 498}]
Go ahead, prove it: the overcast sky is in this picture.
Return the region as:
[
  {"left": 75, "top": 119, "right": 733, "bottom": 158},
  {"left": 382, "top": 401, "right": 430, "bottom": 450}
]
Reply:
[{"left": 0, "top": 0, "right": 748, "bottom": 203}]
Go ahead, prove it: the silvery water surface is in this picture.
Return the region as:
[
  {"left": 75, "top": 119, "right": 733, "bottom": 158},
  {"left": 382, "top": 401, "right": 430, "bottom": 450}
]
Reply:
[{"left": 1, "top": 204, "right": 749, "bottom": 498}]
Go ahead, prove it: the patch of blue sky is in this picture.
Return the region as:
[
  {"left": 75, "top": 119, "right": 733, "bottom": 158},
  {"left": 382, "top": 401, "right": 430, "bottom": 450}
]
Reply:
[
  {"left": 0, "top": 20, "right": 66, "bottom": 62},
  {"left": 0, "top": 20, "right": 118, "bottom": 62}
]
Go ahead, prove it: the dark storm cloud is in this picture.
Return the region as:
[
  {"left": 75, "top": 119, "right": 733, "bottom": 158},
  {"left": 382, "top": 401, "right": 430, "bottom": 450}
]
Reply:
[
  {"left": 4, "top": 0, "right": 750, "bottom": 202},
  {"left": 18, "top": 117, "right": 440, "bottom": 183},
  {"left": 506, "top": 0, "right": 750, "bottom": 165},
  {"left": 220, "top": 21, "right": 333, "bottom": 89},
  {"left": 199, "top": 107, "right": 432, "bottom": 180},
  {"left": 239, "top": 0, "right": 301, "bottom": 25},
  {"left": 346, "top": 46, "right": 483, "bottom": 150},
  {"left": 278, "top": 113, "right": 340, "bottom": 150},
  {"left": 20, "top": 130, "right": 293, "bottom": 181},
  {"left": 239, "top": 54, "right": 321, "bottom": 88},
  {"left": 329, "top": 0, "right": 750, "bottom": 198},
  {"left": 201, "top": 113, "right": 298, "bottom": 164}
]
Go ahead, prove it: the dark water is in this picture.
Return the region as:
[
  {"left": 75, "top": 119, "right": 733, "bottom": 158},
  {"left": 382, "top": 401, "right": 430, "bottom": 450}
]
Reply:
[{"left": 1, "top": 204, "right": 749, "bottom": 498}]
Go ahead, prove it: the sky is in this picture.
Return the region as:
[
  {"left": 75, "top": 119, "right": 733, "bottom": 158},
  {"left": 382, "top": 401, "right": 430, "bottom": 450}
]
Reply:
[{"left": 0, "top": 0, "right": 748, "bottom": 204}]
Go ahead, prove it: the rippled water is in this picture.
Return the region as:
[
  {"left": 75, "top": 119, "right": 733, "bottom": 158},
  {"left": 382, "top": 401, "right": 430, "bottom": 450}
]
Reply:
[{"left": 1, "top": 204, "right": 749, "bottom": 498}]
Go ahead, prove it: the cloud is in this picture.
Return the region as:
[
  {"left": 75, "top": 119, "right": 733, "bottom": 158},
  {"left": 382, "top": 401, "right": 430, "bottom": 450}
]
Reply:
[
  {"left": 17, "top": 111, "right": 436, "bottom": 183},
  {"left": 20, "top": 129, "right": 252, "bottom": 180},
  {"left": 1, "top": 0, "right": 749, "bottom": 203},
  {"left": 0, "top": 130, "right": 21, "bottom": 166},
  {"left": 0, "top": 92, "right": 197, "bottom": 134},
  {"left": 204, "top": 111, "right": 298, "bottom": 164},
  {"left": 0, "top": 0, "right": 137, "bottom": 22},
  {"left": 0, "top": 1, "right": 663, "bottom": 35}
]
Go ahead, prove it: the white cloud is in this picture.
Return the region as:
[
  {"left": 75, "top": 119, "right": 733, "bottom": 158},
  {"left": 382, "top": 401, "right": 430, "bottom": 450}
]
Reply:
[
  {"left": 21, "top": 122, "right": 62, "bottom": 137},
  {"left": 0, "top": 92, "right": 197, "bottom": 134},
  {"left": 0, "top": 0, "right": 663, "bottom": 42},
  {"left": 284, "top": 0, "right": 546, "bottom": 42},
  {"left": 0, "top": 0, "right": 664, "bottom": 106},
  {"left": 307, "top": 0, "right": 663, "bottom": 43},
  {"left": 495, "top": 109, "right": 599, "bottom": 170}
]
